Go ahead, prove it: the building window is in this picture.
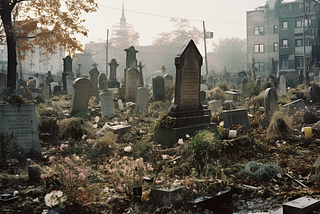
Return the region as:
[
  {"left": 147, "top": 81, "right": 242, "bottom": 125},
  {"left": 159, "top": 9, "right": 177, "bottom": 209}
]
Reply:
[
  {"left": 254, "top": 44, "right": 264, "bottom": 52},
  {"left": 254, "top": 62, "right": 264, "bottom": 72},
  {"left": 273, "top": 43, "right": 278, "bottom": 52},
  {"left": 296, "top": 38, "right": 311, "bottom": 47},
  {"left": 282, "top": 21, "right": 288, "bottom": 29},
  {"left": 282, "top": 39, "right": 288, "bottom": 47},
  {"left": 296, "top": 57, "right": 304, "bottom": 68},
  {"left": 273, "top": 25, "right": 278, "bottom": 33},
  {"left": 254, "top": 26, "right": 264, "bottom": 35},
  {"left": 282, "top": 57, "right": 289, "bottom": 68},
  {"left": 305, "top": 38, "right": 311, "bottom": 46},
  {"left": 295, "top": 20, "right": 302, "bottom": 28}
]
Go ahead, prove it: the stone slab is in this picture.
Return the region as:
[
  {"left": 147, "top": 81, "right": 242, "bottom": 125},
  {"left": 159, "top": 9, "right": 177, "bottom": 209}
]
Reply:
[
  {"left": 283, "top": 196, "right": 320, "bottom": 214},
  {"left": 208, "top": 100, "right": 222, "bottom": 113},
  {"left": 154, "top": 122, "right": 216, "bottom": 147},
  {"left": 151, "top": 185, "right": 186, "bottom": 207},
  {"left": 100, "top": 92, "right": 115, "bottom": 117},
  {"left": 108, "top": 124, "right": 132, "bottom": 134},
  {"left": 223, "top": 109, "right": 251, "bottom": 131},
  {"left": 282, "top": 99, "right": 305, "bottom": 115},
  {"left": 0, "top": 104, "right": 41, "bottom": 158}
]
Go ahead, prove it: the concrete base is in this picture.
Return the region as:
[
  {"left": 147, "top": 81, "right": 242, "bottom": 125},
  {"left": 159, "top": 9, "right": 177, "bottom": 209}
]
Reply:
[{"left": 154, "top": 123, "right": 216, "bottom": 147}]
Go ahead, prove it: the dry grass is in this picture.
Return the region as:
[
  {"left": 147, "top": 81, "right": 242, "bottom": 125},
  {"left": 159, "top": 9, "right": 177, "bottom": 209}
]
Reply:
[
  {"left": 59, "top": 117, "right": 95, "bottom": 141},
  {"left": 207, "top": 87, "right": 225, "bottom": 102}
]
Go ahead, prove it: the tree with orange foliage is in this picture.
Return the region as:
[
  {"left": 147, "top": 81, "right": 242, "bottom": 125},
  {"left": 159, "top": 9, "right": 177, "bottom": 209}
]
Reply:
[{"left": 0, "top": 0, "right": 98, "bottom": 90}]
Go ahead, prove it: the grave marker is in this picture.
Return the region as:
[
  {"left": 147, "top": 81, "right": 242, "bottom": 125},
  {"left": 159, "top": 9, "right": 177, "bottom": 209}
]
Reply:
[
  {"left": 62, "top": 56, "right": 73, "bottom": 91},
  {"left": 126, "top": 68, "right": 139, "bottom": 102},
  {"left": 264, "top": 88, "right": 278, "bottom": 119},
  {"left": 280, "top": 75, "right": 286, "bottom": 95},
  {"left": 98, "top": 73, "right": 108, "bottom": 90},
  {"left": 118, "top": 99, "right": 124, "bottom": 110},
  {"left": 152, "top": 76, "right": 165, "bottom": 102},
  {"left": 134, "top": 87, "right": 149, "bottom": 114},
  {"left": 0, "top": 104, "right": 41, "bottom": 158},
  {"left": 208, "top": 100, "right": 222, "bottom": 114},
  {"left": 42, "top": 84, "right": 50, "bottom": 100},
  {"left": 100, "top": 92, "right": 115, "bottom": 117},
  {"left": 70, "top": 78, "right": 92, "bottom": 115},
  {"left": 223, "top": 109, "right": 251, "bottom": 131},
  {"left": 108, "top": 59, "right": 120, "bottom": 88},
  {"left": 66, "top": 75, "right": 74, "bottom": 94}
]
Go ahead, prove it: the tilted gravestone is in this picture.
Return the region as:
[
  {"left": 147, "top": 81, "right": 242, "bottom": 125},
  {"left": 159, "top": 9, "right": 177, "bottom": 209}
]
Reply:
[
  {"left": 264, "top": 87, "right": 278, "bottom": 119},
  {"left": 98, "top": 73, "right": 108, "bottom": 90},
  {"left": 108, "top": 59, "right": 120, "bottom": 88},
  {"left": 223, "top": 109, "right": 251, "bottom": 131},
  {"left": 117, "top": 99, "right": 124, "bottom": 110},
  {"left": 70, "top": 78, "right": 92, "bottom": 115},
  {"left": 208, "top": 100, "right": 222, "bottom": 114},
  {"left": 280, "top": 75, "right": 286, "bottom": 95},
  {"left": 42, "top": 84, "right": 50, "bottom": 100},
  {"left": 241, "top": 77, "right": 248, "bottom": 96},
  {"left": 89, "top": 64, "right": 100, "bottom": 96},
  {"left": 62, "top": 56, "right": 73, "bottom": 91},
  {"left": 282, "top": 99, "right": 305, "bottom": 115},
  {"left": 126, "top": 68, "right": 140, "bottom": 102},
  {"left": 155, "top": 39, "right": 215, "bottom": 146},
  {"left": 100, "top": 91, "right": 115, "bottom": 117},
  {"left": 152, "top": 76, "right": 165, "bottom": 102},
  {"left": 66, "top": 75, "right": 75, "bottom": 95},
  {"left": 134, "top": 87, "right": 149, "bottom": 114},
  {"left": 0, "top": 104, "right": 41, "bottom": 158}
]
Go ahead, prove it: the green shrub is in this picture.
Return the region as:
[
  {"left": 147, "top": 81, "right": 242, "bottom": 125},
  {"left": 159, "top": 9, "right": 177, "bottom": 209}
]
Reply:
[{"left": 242, "top": 161, "right": 282, "bottom": 181}]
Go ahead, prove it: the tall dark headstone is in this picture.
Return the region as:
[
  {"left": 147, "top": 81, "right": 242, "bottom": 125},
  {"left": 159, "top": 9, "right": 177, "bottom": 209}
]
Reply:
[
  {"left": 264, "top": 88, "right": 278, "bottom": 119},
  {"left": 70, "top": 78, "right": 92, "bottom": 115},
  {"left": 98, "top": 73, "right": 108, "bottom": 90},
  {"left": 108, "top": 59, "right": 120, "bottom": 88},
  {"left": 124, "top": 46, "right": 138, "bottom": 69},
  {"left": 155, "top": 40, "right": 215, "bottom": 146},
  {"left": 62, "top": 56, "right": 73, "bottom": 91},
  {"left": 241, "top": 77, "right": 248, "bottom": 96},
  {"left": 89, "top": 63, "right": 100, "bottom": 96},
  {"left": 152, "top": 76, "right": 165, "bottom": 102}
]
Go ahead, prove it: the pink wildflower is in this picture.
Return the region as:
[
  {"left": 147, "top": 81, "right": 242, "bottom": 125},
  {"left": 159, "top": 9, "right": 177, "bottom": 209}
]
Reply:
[
  {"left": 193, "top": 189, "right": 198, "bottom": 194},
  {"left": 60, "top": 144, "right": 68, "bottom": 151},
  {"left": 121, "top": 164, "right": 126, "bottom": 168},
  {"left": 64, "top": 157, "right": 71, "bottom": 162},
  {"left": 78, "top": 173, "right": 85, "bottom": 184},
  {"left": 86, "top": 139, "right": 92, "bottom": 144},
  {"left": 49, "top": 156, "right": 55, "bottom": 162},
  {"left": 40, "top": 174, "right": 48, "bottom": 183},
  {"left": 122, "top": 156, "right": 128, "bottom": 160}
]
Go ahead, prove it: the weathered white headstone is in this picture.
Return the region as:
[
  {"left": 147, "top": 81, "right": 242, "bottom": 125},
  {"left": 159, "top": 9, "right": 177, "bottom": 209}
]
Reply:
[
  {"left": 126, "top": 68, "right": 139, "bottom": 102},
  {"left": 0, "top": 104, "right": 41, "bottom": 158},
  {"left": 100, "top": 92, "right": 115, "bottom": 117},
  {"left": 118, "top": 99, "right": 124, "bottom": 110},
  {"left": 50, "top": 82, "right": 59, "bottom": 92},
  {"left": 134, "top": 87, "right": 149, "bottom": 114},
  {"left": 200, "top": 84, "right": 208, "bottom": 91},
  {"left": 66, "top": 75, "right": 75, "bottom": 95},
  {"left": 280, "top": 75, "right": 286, "bottom": 95},
  {"left": 70, "top": 78, "right": 92, "bottom": 115}
]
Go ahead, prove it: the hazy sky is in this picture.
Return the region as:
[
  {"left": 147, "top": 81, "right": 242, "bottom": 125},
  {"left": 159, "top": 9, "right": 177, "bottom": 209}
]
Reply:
[{"left": 78, "top": 0, "right": 270, "bottom": 53}]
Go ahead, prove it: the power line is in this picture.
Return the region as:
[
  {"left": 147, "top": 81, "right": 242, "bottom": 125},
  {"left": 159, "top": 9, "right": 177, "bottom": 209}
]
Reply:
[{"left": 98, "top": 4, "right": 244, "bottom": 25}]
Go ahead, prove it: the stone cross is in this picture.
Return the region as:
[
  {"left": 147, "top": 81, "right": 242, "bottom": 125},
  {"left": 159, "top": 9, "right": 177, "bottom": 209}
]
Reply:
[
  {"left": 138, "top": 62, "right": 144, "bottom": 87},
  {"left": 108, "top": 59, "right": 120, "bottom": 88}
]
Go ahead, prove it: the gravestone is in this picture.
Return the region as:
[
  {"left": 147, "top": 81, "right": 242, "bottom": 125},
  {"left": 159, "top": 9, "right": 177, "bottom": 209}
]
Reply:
[
  {"left": 264, "top": 88, "right": 278, "bottom": 119},
  {"left": 208, "top": 100, "right": 222, "bottom": 114},
  {"left": 62, "top": 56, "right": 73, "bottom": 91},
  {"left": 124, "top": 46, "right": 138, "bottom": 69},
  {"left": 0, "top": 73, "right": 7, "bottom": 92},
  {"left": 138, "top": 62, "right": 144, "bottom": 87},
  {"left": 54, "top": 85, "right": 61, "bottom": 93},
  {"left": 46, "top": 71, "right": 53, "bottom": 84},
  {"left": 98, "top": 73, "right": 108, "bottom": 90},
  {"left": 42, "top": 84, "right": 50, "bottom": 100},
  {"left": 223, "top": 109, "right": 251, "bottom": 131},
  {"left": 152, "top": 76, "right": 165, "bottom": 102},
  {"left": 254, "top": 77, "right": 261, "bottom": 95},
  {"left": 118, "top": 99, "right": 124, "bottom": 110},
  {"left": 155, "top": 39, "right": 215, "bottom": 146},
  {"left": 89, "top": 64, "right": 100, "bottom": 96},
  {"left": 100, "top": 91, "right": 115, "bottom": 117},
  {"left": 200, "top": 91, "right": 206, "bottom": 104},
  {"left": 224, "top": 90, "right": 241, "bottom": 102},
  {"left": 126, "top": 68, "right": 140, "bottom": 102},
  {"left": 50, "top": 82, "right": 59, "bottom": 92},
  {"left": 207, "top": 75, "right": 214, "bottom": 85},
  {"left": 31, "top": 88, "right": 40, "bottom": 99},
  {"left": 280, "top": 75, "right": 286, "bottom": 95},
  {"left": 241, "top": 77, "right": 248, "bottom": 96},
  {"left": 200, "top": 84, "right": 208, "bottom": 91},
  {"left": 33, "top": 77, "right": 40, "bottom": 88},
  {"left": 70, "top": 78, "right": 92, "bottom": 115},
  {"left": 0, "top": 104, "right": 41, "bottom": 158},
  {"left": 134, "top": 87, "right": 149, "bottom": 114},
  {"left": 66, "top": 75, "right": 75, "bottom": 94},
  {"left": 164, "top": 74, "right": 174, "bottom": 96},
  {"left": 108, "top": 59, "right": 120, "bottom": 88}
]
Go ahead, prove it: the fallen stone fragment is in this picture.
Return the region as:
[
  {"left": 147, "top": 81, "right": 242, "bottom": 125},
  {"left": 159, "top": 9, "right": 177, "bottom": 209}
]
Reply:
[{"left": 283, "top": 196, "right": 320, "bottom": 214}]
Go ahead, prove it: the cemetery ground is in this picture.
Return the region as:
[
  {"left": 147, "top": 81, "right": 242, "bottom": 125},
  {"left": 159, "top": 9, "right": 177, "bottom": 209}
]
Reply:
[{"left": 2, "top": 86, "right": 320, "bottom": 214}]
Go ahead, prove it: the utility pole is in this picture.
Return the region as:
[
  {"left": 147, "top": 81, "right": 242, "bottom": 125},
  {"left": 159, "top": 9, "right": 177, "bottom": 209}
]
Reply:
[
  {"left": 106, "top": 29, "right": 109, "bottom": 76},
  {"left": 203, "top": 21, "right": 209, "bottom": 78}
]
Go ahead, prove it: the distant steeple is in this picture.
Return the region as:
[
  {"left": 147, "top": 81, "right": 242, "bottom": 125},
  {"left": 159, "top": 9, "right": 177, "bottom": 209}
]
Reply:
[{"left": 120, "top": 2, "right": 126, "bottom": 24}]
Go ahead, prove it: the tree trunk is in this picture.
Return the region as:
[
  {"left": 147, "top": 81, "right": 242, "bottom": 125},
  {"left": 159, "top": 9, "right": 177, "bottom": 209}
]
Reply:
[{"left": 1, "top": 1, "right": 17, "bottom": 90}]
